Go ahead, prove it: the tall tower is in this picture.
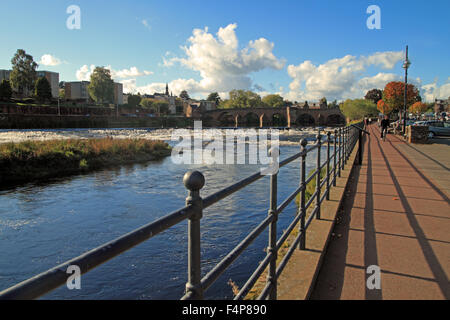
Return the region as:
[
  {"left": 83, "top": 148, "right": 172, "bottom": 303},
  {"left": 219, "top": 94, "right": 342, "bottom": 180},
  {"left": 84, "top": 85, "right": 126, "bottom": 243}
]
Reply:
[{"left": 165, "top": 83, "right": 169, "bottom": 96}]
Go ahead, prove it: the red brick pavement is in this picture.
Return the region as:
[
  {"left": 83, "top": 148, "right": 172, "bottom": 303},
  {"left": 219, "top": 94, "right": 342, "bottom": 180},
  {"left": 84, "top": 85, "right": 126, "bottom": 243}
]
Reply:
[{"left": 310, "top": 124, "right": 450, "bottom": 300}]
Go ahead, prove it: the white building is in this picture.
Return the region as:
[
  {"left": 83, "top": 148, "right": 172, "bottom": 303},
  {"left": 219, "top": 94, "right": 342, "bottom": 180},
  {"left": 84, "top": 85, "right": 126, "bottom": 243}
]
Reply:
[{"left": 65, "top": 81, "right": 90, "bottom": 101}]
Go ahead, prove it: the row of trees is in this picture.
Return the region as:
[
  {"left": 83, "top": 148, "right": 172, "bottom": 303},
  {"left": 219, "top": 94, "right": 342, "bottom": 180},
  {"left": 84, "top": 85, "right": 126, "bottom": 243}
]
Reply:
[
  {"left": 0, "top": 49, "right": 53, "bottom": 102},
  {"left": 366, "top": 82, "right": 432, "bottom": 116},
  {"left": 216, "top": 90, "right": 298, "bottom": 109},
  {"left": 0, "top": 77, "right": 52, "bottom": 102}
]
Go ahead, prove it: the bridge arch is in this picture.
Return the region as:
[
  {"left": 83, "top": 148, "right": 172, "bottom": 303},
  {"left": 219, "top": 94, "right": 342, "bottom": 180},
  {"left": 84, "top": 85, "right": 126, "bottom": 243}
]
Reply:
[
  {"left": 296, "top": 113, "right": 315, "bottom": 126},
  {"left": 272, "top": 113, "right": 287, "bottom": 127},
  {"left": 218, "top": 112, "right": 235, "bottom": 127},
  {"left": 245, "top": 112, "right": 260, "bottom": 127},
  {"left": 326, "top": 114, "right": 346, "bottom": 125}
]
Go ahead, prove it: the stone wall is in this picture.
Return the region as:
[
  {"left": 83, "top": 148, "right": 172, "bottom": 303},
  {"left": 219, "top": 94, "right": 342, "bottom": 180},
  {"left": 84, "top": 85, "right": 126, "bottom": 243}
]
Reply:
[{"left": 407, "top": 125, "right": 428, "bottom": 144}]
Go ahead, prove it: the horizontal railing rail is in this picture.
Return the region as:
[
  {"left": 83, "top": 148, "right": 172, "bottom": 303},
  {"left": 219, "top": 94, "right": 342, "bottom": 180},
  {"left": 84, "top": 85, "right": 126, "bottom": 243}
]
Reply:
[{"left": 0, "top": 122, "right": 365, "bottom": 300}]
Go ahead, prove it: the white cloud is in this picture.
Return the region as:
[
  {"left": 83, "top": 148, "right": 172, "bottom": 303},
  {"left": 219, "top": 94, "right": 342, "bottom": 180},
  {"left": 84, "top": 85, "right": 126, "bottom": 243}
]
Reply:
[
  {"left": 156, "top": 23, "right": 285, "bottom": 96},
  {"left": 76, "top": 64, "right": 95, "bottom": 81},
  {"left": 285, "top": 51, "right": 404, "bottom": 102},
  {"left": 39, "top": 54, "right": 61, "bottom": 66},
  {"left": 75, "top": 65, "right": 153, "bottom": 81},
  {"left": 111, "top": 67, "right": 153, "bottom": 79},
  {"left": 421, "top": 80, "right": 450, "bottom": 102}
]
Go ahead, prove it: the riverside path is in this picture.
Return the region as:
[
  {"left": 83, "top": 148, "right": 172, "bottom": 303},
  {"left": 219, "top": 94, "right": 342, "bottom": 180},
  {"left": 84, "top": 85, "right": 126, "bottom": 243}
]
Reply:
[{"left": 310, "top": 124, "right": 450, "bottom": 300}]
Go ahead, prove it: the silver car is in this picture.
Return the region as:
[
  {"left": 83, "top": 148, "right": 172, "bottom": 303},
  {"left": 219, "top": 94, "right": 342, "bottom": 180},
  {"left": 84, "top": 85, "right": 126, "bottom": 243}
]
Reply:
[{"left": 423, "top": 121, "right": 450, "bottom": 138}]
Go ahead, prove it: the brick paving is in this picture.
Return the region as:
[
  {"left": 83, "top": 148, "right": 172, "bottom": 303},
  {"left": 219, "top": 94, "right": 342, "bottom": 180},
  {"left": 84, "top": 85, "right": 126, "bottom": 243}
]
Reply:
[{"left": 310, "top": 124, "right": 450, "bottom": 300}]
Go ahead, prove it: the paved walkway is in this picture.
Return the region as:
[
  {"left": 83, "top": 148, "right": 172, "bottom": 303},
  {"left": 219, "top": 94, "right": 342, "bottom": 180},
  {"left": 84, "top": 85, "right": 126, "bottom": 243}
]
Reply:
[{"left": 310, "top": 124, "right": 450, "bottom": 300}]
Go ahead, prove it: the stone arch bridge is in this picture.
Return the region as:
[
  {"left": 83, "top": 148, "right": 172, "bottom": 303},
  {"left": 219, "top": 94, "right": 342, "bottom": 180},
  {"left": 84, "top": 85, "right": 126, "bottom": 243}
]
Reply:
[{"left": 197, "top": 106, "right": 345, "bottom": 127}]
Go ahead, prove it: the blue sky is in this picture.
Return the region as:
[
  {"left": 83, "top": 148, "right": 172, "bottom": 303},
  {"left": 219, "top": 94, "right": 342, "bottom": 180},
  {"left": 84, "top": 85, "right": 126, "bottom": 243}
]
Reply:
[{"left": 1, "top": 0, "right": 449, "bottom": 101}]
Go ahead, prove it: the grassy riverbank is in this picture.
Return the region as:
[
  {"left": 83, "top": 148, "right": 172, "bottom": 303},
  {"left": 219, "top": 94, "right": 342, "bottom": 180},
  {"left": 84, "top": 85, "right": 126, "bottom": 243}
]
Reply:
[{"left": 0, "top": 138, "right": 171, "bottom": 187}]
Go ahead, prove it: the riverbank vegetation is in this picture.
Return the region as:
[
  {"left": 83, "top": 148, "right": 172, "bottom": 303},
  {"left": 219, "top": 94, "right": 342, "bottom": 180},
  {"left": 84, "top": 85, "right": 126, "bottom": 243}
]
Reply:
[{"left": 0, "top": 138, "right": 171, "bottom": 187}]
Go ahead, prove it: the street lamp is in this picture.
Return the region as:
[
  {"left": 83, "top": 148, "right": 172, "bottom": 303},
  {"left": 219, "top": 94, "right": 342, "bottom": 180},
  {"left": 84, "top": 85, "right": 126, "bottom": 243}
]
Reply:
[{"left": 402, "top": 45, "right": 411, "bottom": 135}]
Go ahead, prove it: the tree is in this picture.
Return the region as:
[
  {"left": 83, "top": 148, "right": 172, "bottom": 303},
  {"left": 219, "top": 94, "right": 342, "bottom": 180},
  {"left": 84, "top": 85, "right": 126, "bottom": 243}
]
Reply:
[
  {"left": 340, "top": 99, "right": 378, "bottom": 121},
  {"left": 127, "top": 94, "right": 142, "bottom": 107},
  {"left": 179, "top": 90, "right": 190, "bottom": 100},
  {"left": 228, "top": 90, "right": 262, "bottom": 108},
  {"left": 207, "top": 92, "right": 221, "bottom": 105},
  {"left": 153, "top": 100, "right": 169, "bottom": 114},
  {"left": 319, "top": 97, "right": 327, "bottom": 108},
  {"left": 140, "top": 98, "right": 155, "bottom": 112},
  {"left": 364, "top": 89, "right": 383, "bottom": 104},
  {"left": 35, "top": 77, "right": 52, "bottom": 102},
  {"left": 10, "top": 49, "right": 38, "bottom": 96},
  {"left": 88, "top": 67, "right": 114, "bottom": 104},
  {"left": 382, "top": 81, "right": 419, "bottom": 112},
  {"left": 377, "top": 99, "right": 392, "bottom": 115},
  {"left": 262, "top": 94, "right": 284, "bottom": 107},
  {"left": 329, "top": 100, "right": 338, "bottom": 109},
  {"left": 0, "top": 80, "right": 13, "bottom": 101},
  {"left": 59, "top": 88, "right": 65, "bottom": 100},
  {"left": 409, "top": 101, "right": 427, "bottom": 115}
]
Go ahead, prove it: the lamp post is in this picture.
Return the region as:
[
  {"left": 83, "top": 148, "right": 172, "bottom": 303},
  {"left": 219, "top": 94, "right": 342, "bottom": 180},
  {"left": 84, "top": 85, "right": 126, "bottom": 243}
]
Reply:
[{"left": 402, "top": 45, "right": 411, "bottom": 135}]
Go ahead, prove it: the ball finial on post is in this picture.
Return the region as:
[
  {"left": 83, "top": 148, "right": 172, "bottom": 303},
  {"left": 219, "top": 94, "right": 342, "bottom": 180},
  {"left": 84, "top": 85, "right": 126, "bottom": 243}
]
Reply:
[
  {"left": 300, "top": 138, "right": 308, "bottom": 150},
  {"left": 183, "top": 171, "right": 205, "bottom": 191}
]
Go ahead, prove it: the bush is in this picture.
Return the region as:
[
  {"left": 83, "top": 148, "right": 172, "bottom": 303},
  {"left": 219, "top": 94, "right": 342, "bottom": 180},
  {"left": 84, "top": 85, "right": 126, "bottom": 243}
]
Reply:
[
  {"left": 35, "top": 77, "right": 52, "bottom": 102},
  {"left": 0, "top": 80, "right": 12, "bottom": 101}
]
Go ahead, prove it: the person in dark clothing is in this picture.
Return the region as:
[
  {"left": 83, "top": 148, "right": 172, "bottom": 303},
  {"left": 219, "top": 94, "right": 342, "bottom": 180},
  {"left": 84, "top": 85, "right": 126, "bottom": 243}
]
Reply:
[{"left": 380, "top": 115, "right": 389, "bottom": 140}]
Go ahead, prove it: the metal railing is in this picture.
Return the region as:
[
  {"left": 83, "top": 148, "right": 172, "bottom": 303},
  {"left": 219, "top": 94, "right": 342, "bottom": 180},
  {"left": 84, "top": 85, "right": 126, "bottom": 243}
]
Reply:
[{"left": 0, "top": 123, "right": 365, "bottom": 300}]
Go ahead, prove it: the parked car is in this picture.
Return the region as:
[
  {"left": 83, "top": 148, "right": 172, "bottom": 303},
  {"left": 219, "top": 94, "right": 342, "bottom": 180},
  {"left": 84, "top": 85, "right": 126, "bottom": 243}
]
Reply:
[{"left": 416, "top": 121, "right": 450, "bottom": 138}]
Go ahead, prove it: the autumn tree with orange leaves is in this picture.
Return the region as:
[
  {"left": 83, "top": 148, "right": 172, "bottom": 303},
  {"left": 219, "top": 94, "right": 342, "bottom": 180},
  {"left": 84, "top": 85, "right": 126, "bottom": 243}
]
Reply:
[
  {"left": 409, "top": 101, "right": 427, "bottom": 115},
  {"left": 377, "top": 99, "right": 392, "bottom": 115},
  {"left": 382, "top": 81, "right": 419, "bottom": 112}
]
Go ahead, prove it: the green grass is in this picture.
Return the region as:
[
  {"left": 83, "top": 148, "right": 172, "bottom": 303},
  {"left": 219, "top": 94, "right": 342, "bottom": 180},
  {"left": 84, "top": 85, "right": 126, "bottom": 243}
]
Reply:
[{"left": 0, "top": 138, "right": 171, "bottom": 187}]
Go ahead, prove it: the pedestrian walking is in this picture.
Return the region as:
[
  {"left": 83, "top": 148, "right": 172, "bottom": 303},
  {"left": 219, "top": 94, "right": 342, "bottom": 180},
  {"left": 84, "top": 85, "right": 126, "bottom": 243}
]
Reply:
[{"left": 380, "top": 115, "right": 389, "bottom": 141}]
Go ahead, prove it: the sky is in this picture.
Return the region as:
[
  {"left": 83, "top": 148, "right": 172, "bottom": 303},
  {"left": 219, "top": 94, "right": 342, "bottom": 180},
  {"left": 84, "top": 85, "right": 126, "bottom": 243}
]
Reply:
[{"left": 0, "top": 0, "right": 449, "bottom": 102}]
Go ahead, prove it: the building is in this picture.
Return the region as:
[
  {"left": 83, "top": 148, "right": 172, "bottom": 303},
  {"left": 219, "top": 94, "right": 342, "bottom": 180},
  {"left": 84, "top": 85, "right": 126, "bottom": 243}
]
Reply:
[
  {"left": 183, "top": 100, "right": 216, "bottom": 117},
  {"left": 123, "top": 94, "right": 129, "bottom": 105},
  {"left": 0, "top": 70, "right": 11, "bottom": 82},
  {"left": 36, "top": 71, "right": 59, "bottom": 98},
  {"left": 114, "top": 82, "right": 123, "bottom": 105},
  {"left": 65, "top": 81, "right": 90, "bottom": 102},
  {"left": 0, "top": 69, "right": 59, "bottom": 98},
  {"left": 434, "top": 98, "right": 450, "bottom": 114},
  {"left": 65, "top": 81, "right": 124, "bottom": 105}
]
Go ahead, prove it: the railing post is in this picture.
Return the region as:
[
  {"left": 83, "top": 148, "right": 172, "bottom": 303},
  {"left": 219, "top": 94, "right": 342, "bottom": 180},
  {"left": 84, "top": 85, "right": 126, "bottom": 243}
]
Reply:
[
  {"left": 326, "top": 131, "right": 331, "bottom": 200},
  {"left": 315, "top": 130, "right": 322, "bottom": 220},
  {"left": 183, "top": 171, "right": 205, "bottom": 300},
  {"left": 267, "top": 147, "right": 279, "bottom": 300},
  {"left": 338, "top": 128, "right": 342, "bottom": 177},
  {"left": 333, "top": 129, "right": 337, "bottom": 186},
  {"left": 298, "top": 139, "right": 307, "bottom": 250},
  {"left": 358, "top": 128, "right": 363, "bottom": 165},
  {"left": 343, "top": 127, "right": 348, "bottom": 168}
]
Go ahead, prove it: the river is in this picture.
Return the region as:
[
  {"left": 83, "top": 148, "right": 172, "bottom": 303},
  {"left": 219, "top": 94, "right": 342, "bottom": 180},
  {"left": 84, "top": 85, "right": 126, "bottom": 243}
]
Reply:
[{"left": 0, "top": 127, "right": 332, "bottom": 299}]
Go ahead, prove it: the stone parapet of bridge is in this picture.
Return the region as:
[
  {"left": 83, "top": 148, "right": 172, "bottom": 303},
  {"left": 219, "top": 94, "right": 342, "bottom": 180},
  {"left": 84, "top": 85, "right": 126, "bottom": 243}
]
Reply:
[{"left": 192, "top": 106, "right": 345, "bottom": 127}]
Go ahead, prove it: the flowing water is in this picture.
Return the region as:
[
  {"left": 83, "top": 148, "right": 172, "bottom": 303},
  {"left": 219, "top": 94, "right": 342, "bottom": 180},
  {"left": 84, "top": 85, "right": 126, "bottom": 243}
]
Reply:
[{"left": 0, "top": 127, "right": 332, "bottom": 299}]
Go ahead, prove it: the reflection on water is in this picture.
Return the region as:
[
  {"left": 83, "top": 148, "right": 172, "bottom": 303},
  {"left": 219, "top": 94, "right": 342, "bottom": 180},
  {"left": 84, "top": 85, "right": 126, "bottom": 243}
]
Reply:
[{"left": 0, "top": 128, "right": 332, "bottom": 299}]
